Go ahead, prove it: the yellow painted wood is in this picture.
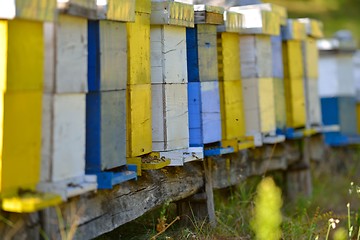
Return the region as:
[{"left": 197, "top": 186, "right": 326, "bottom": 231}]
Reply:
[
  {"left": 357, "top": 104, "right": 360, "bottom": 134},
  {"left": 282, "top": 40, "right": 304, "bottom": 80},
  {"left": 2, "top": 193, "right": 61, "bottom": 213},
  {"left": 217, "top": 32, "right": 241, "bottom": 81},
  {"left": 284, "top": 77, "right": 306, "bottom": 128},
  {"left": 135, "top": 0, "right": 151, "bottom": 14},
  {"left": 219, "top": 80, "right": 246, "bottom": 141},
  {"left": 141, "top": 159, "right": 171, "bottom": 170},
  {"left": 303, "top": 37, "right": 319, "bottom": 79},
  {"left": 259, "top": 78, "right": 276, "bottom": 133},
  {"left": 0, "top": 20, "right": 7, "bottom": 92},
  {"left": 7, "top": 19, "right": 43, "bottom": 91},
  {"left": 2, "top": 91, "right": 42, "bottom": 197},
  {"left": 126, "top": 157, "right": 142, "bottom": 176},
  {"left": 127, "top": 13, "right": 151, "bottom": 85},
  {"left": 127, "top": 84, "right": 152, "bottom": 158}
]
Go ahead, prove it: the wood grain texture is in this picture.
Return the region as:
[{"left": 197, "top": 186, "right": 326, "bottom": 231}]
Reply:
[
  {"left": 0, "top": 20, "right": 7, "bottom": 92},
  {"left": 239, "top": 35, "right": 272, "bottom": 79},
  {"left": 217, "top": 32, "right": 241, "bottom": 81},
  {"left": 152, "top": 84, "right": 189, "bottom": 151},
  {"left": 88, "top": 20, "right": 127, "bottom": 91},
  {"left": 105, "top": 0, "right": 135, "bottom": 22},
  {"left": 86, "top": 90, "right": 127, "bottom": 172},
  {"left": 242, "top": 78, "right": 276, "bottom": 134},
  {"left": 282, "top": 40, "right": 304, "bottom": 80},
  {"left": 2, "top": 91, "right": 42, "bottom": 197},
  {"left": 319, "top": 53, "right": 356, "bottom": 97},
  {"left": 127, "top": 12, "right": 151, "bottom": 85},
  {"left": 55, "top": 15, "right": 88, "bottom": 93},
  {"left": 41, "top": 93, "right": 86, "bottom": 182},
  {"left": 284, "top": 77, "right": 306, "bottom": 128},
  {"left": 12, "top": 0, "right": 56, "bottom": 21},
  {"left": 127, "top": 84, "right": 152, "bottom": 157},
  {"left": 219, "top": 80, "right": 246, "bottom": 141},
  {"left": 7, "top": 19, "right": 43, "bottom": 91},
  {"left": 151, "top": 25, "right": 188, "bottom": 84},
  {"left": 197, "top": 24, "right": 219, "bottom": 82}
]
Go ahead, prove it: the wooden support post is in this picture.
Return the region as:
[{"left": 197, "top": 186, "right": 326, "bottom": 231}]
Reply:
[{"left": 204, "top": 157, "right": 216, "bottom": 227}]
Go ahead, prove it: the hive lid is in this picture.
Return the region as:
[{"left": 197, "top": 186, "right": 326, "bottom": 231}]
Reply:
[
  {"left": 96, "top": 0, "right": 136, "bottom": 22},
  {"left": 0, "top": 0, "right": 56, "bottom": 21},
  {"left": 281, "top": 19, "right": 306, "bottom": 40},
  {"left": 151, "top": 1, "right": 194, "bottom": 27},
  {"left": 297, "top": 18, "right": 324, "bottom": 38},
  {"left": 217, "top": 11, "right": 243, "bottom": 33},
  {"left": 194, "top": 4, "right": 225, "bottom": 25}
]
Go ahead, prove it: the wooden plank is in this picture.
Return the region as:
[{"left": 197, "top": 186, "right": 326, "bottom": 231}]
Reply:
[
  {"left": 2, "top": 91, "right": 42, "bottom": 197},
  {"left": 127, "top": 84, "right": 152, "bottom": 157},
  {"left": 0, "top": 0, "right": 56, "bottom": 21},
  {"left": 135, "top": 0, "right": 151, "bottom": 14},
  {"left": 88, "top": 20, "right": 127, "bottom": 91},
  {"left": 127, "top": 12, "right": 151, "bottom": 85},
  {"left": 7, "top": 19, "right": 43, "bottom": 91},
  {"left": 302, "top": 37, "right": 319, "bottom": 79},
  {"left": 282, "top": 40, "right": 304, "bottom": 80},
  {"left": 188, "top": 82, "right": 203, "bottom": 146},
  {"left": 219, "top": 80, "right": 246, "bottom": 141},
  {"left": 0, "top": 20, "right": 7, "bottom": 92},
  {"left": 271, "top": 35, "right": 284, "bottom": 79},
  {"left": 152, "top": 84, "right": 189, "bottom": 152},
  {"left": 204, "top": 158, "right": 216, "bottom": 227},
  {"left": 284, "top": 77, "right": 306, "bottom": 128},
  {"left": 101, "top": 0, "right": 135, "bottom": 22},
  {"left": 150, "top": 25, "right": 188, "bottom": 84},
  {"left": 86, "top": 90, "right": 127, "bottom": 171},
  {"left": 41, "top": 93, "right": 86, "bottom": 182},
  {"left": 186, "top": 27, "right": 200, "bottom": 82},
  {"left": 273, "top": 78, "right": 286, "bottom": 130},
  {"left": 197, "top": 24, "right": 219, "bottom": 82},
  {"left": 54, "top": 15, "right": 88, "bottom": 93},
  {"left": 306, "top": 79, "right": 322, "bottom": 127},
  {"left": 239, "top": 35, "right": 272, "bottom": 79},
  {"left": 217, "top": 32, "right": 241, "bottom": 81}
]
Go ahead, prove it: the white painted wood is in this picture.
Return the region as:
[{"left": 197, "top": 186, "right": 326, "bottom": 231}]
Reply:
[
  {"left": 239, "top": 35, "right": 272, "bottom": 79},
  {"left": 99, "top": 20, "right": 127, "bottom": 91},
  {"left": 307, "top": 79, "right": 322, "bottom": 126},
  {"left": 152, "top": 83, "right": 189, "bottom": 151},
  {"left": 151, "top": 25, "right": 188, "bottom": 84},
  {"left": 353, "top": 51, "right": 360, "bottom": 101},
  {"left": 318, "top": 54, "right": 356, "bottom": 97},
  {"left": 163, "top": 147, "right": 204, "bottom": 166},
  {"left": 41, "top": 93, "right": 86, "bottom": 182},
  {"left": 55, "top": 14, "right": 88, "bottom": 93}
]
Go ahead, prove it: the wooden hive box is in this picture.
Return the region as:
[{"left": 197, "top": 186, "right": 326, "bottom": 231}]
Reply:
[
  {"left": 0, "top": 0, "right": 56, "bottom": 21},
  {"left": 57, "top": 0, "right": 97, "bottom": 19},
  {"left": 88, "top": 20, "right": 127, "bottom": 91},
  {"left": 97, "top": 0, "right": 136, "bottom": 22},
  {"left": 242, "top": 78, "right": 276, "bottom": 136},
  {"left": 152, "top": 84, "right": 189, "bottom": 151},
  {"left": 188, "top": 81, "right": 222, "bottom": 146}
]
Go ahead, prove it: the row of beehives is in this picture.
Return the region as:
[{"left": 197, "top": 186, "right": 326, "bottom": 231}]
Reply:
[{"left": 0, "top": 0, "right": 357, "bottom": 213}]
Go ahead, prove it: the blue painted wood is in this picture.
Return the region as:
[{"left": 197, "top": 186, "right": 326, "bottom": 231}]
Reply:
[
  {"left": 321, "top": 97, "right": 358, "bottom": 136},
  {"left": 88, "top": 20, "right": 101, "bottom": 92},
  {"left": 92, "top": 166, "right": 138, "bottom": 189},
  {"left": 271, "top": 35, "right": 284, "bottom": 79},
  {"left": 86, "top": 91, "right": 127, "bottom": 173},
  {"left": 204, "top": 146, "right": 234, "bottom": 157},
  {"left": 276, "top": 128, "right": 304, "bottom": 140},
  {"left": 186, "top": 27, "right": 199, "bottom": 82},
  {"left": 188, "top": 82, "right": 203, "bottom": 146},
  {"left": 324, "top": 132, "right": 360, "bottom": 146}
]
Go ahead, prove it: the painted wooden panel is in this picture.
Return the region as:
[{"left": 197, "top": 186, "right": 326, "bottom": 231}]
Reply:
[
  {"left": 88, "top": 20, "right": 127, "bottom": 92},
  {"left": 54, "top": 15, "right": 88, "bottom": 93},
  {"left": 197, "top": 24, "right": 219, "bottom": 82},
  {"left": 136, "top": 0, "right": 151, "bottom": 14},
  {"left": 321, "top": 96, "right": 357, "bottom": 135},
  {"left": 242, "top": 78, "right": 275, "bottom": 134},
  {"left": 219, "top": 80, "right": 246, "bottom": 141},
  {"left": 7, "top": 19, "right": 43, "bottom": 91},
  {"left": 127, "top": 84, "right": 152, "bottom": 157},
  {"left": 357, "top": 103, "right": 360, "bottom": 134},
  {"left": 188, "top": 81, "right": 222, "bottom": 146},
  {"left": 86, "top": 91, "right": 127, "bottom": 172},
  {"left": 354, "top": 51, "right": 360, "bottom": 101},
  {"left": 306, "top": 79, "right": 322, "bottom": 126},
  {"left": 282, "top": 40, "right": 304, "bottom": 80},
  {"left": 68, "top": 0, "right": 97, "bottom": 10},
  {"left": 152, "top": 84, "right": 189, "bottom": 151},
  {"left": 0, "top": 0, "right": 56, "bottom": 21},
  {"left": 217, "top": 32, "right": 241, "bottom": 82},
  {"left": 151, "top": 25, "right": 187, "bottom": 84},
  {"left": 284, "top": 77, "right": 306, "bottom": 128},
  {"left": 102, "top": 0, "right": 135, "bottom": 22},
  {"left": 318, "top": 54, "right": 356, "bottom": 97},
  {"left": 239, "top": 35, "right": 272, "bottom": 79},
  {"left": 273, "top": 77, "right": 286, "bottom": 130},
  {"left": 186, "top": 27, "right": 200, "bottom": 82},
  {"left": 303, "top": 37, "right": 319, "bottom": 79},
  {"left": 127, "top": 12, "right": 151, "bottom": 85},
  {"left": 2, "top": 91, "right": 42, "bottom": 197},
  {"left": 0, "top": 20, "right": 7, "bottom": 92},
  {"left": 41, "top": 93, "right": 86, "bottom": 182},
  {"left": 271, "top": 35, "right": 284, "bottom": 79}
]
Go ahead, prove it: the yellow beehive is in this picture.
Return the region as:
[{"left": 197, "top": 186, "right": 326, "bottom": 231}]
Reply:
[
  {"left": 282, "top": 40, "right": 304, "bottom": 79},
  {"left": 127, "top": 12, "right": 151, "bottom": 85},
  {"left": 303, "top": 37, "right": 319, "bottom": 79},
  {"left": 0, "top": 20, "right": 6, "bottom": 92},
  {"left": 127, "top": 84, "right": 152, "bottom": 158},
  {"left": 136, "top": 0, "right": 151, "bottom": 14},
  {"left": 217, "top": 32, "right": 246, "bottom": 143}
]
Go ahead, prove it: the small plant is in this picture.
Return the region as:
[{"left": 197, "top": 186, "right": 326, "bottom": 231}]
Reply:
[
  {"left": 251, "top": 177, "right": 283, "bottom": 240},
  {"left": 325, "top": 218, "right": 340, "bottom": 240}
]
